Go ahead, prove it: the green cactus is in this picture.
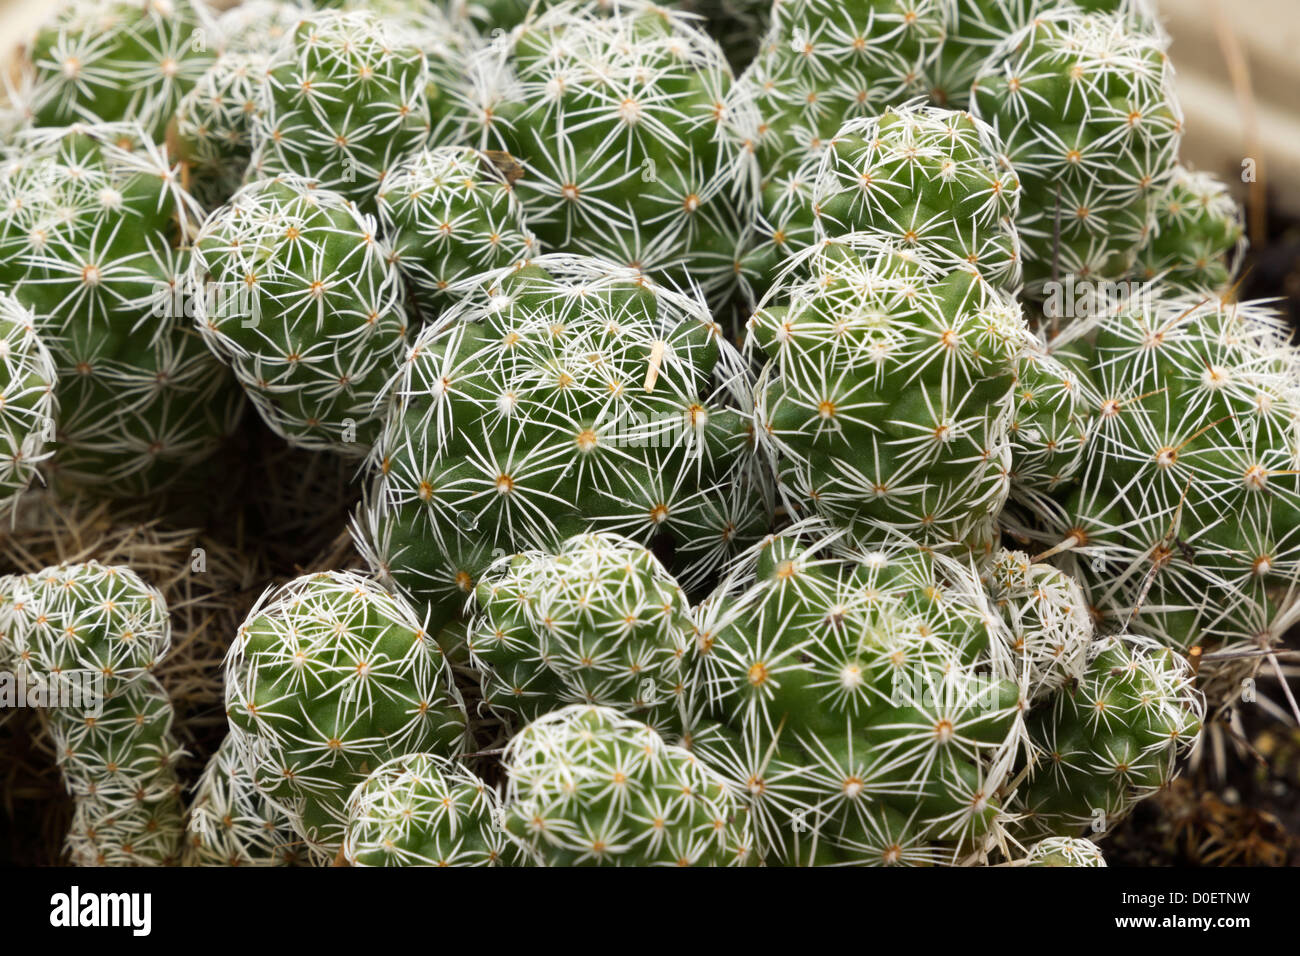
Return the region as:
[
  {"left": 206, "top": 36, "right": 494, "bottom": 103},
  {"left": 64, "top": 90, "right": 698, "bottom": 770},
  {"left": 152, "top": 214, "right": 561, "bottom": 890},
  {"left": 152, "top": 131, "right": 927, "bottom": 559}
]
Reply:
[
  {"left": 191, "top": 175, "right": 409, "bottom": 455},
  {"left": 46, "top": 673, "right": 181, "bottom": 798},
  {"left": 184, "top": 735, "right": 310, "bottom": 866},
  {"left": 172, "top": 52, "right": 271, "bottom": 211},
  {"left": 971, "top": 10, "right": 1182, "bottom": 296},
  {"left": 1132, "top": 165, "right": 1245, "bottom": 295},
  {"left": 748, "top": 236, "right": 1026, "bottom": 558},
  {"left": 466, "top": 531, "right": 697, "bottom": 735},
  {"left": 985, "top": 548, "right": 1091, "bottom": 701},
  {"left": 223, "top": 570, "right": 469, "bottom": 856},
  {"left": 1007, "top": 333, "right": 1091, "bottom": 496},
  {"left": 2, "top": 561, "right": 184, "bottom": 866},
  {"left": 248, "top": 9, "right": 465, "bottom": 213},
  {"left": 462, "top": 1, "right": 759, "bottom": 306},
  {"left": 357, "top": 254, "right": 770, "bottom": 631},
  {"left": 1016, "top": 834, "right": 1106, "bottom": 866},
  {"left": 1016, "top": 633, "right": 1202, "bottom": 837},
  {"left": 0, "top": 124, "right": 244, "bottom": 497},
  {"left": 502, "top": 704, "right": 752, "bottom": 865},
  {"left": 812, "top": 105, "right": 1023, "bottom": 295},
  {"left": 1008, "top": 292, "right": 1300, "bottom": 695},
  {"left": 687, "top": 525, "right": 1028, "bottom": 865},
  {"left": 212, "top": 0, "right": 306, "bottom": 55},
  {"left": 22, "top": 0, "right": 219, "bottom": 140},
  {"left": 923, "top": 0, "right": 1158, "bottom": 110},
  {"left": 0, "top": 292, "right": 58, "bottom": 516},
  {"left": 343, "top": 751, "right": 517, "bottom": 866},
  {"left": 171, "top": 1, "right": 308, "bottom": 210},
  {"left": 376, "top": 146, "right": 538, "bottom": 319},
  {"left": 3, "top": 561, "right": 171, "bottom": 691},
  {"left": 736, "top": 0, "right": 947, "bottom": 299}
]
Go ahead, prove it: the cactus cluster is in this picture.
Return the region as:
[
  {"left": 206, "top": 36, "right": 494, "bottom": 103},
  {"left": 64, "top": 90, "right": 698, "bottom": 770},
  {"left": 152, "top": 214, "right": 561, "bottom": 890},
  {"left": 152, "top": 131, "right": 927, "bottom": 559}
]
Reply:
[
  {"left": 0, "top": 0, "right": 1287, "bottom": 870},
  {"left": 1, "top": 561, "right": 184, "bottom": 865},
  {"left": 0, "top": 123, "right": 243, "bottom": 497}
]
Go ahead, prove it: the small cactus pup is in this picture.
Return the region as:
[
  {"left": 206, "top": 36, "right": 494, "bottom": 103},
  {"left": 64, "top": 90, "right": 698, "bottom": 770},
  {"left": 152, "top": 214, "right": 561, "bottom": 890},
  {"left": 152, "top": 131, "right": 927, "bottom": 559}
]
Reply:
[
  {"left": 248, "top": 9, "right": 465, "bottom": 213},
  {"left": 971, "top": 9, "right": 1183, "bottom": 297},
  {"left": 466, "top": 532, "right": 697, "bottom": 735},
  {"left": 49, "top": 673, "right": 187, "bottom": 866},
  {"left": 812, "top": 104, "right": 1023, "bottom": 296},
  {"left": 1011, "top": 292, "right": 1300, "bottom": 697},
  {"left": 342, "top": 752, "right": 517, "bottom": 866},
  {"left": 357, "top": 254, "right": 770, "bottom": 631},
  {"left": 0, "top": 123, "right": 244, "bottom": 498},
  {"left": 223, "top": 570, "right": 469, "bottom": 857},
  {"left": 1006, "top": 331, "right": 1091, "bottom": 498},
  {"left": 19, "top": 0, "right": 219, "bottom": 140},
  {"left": 1014, "top": 634, "right": 1202, "bottom": 839},
  {"left": 0, "top": 293, "right": 57, "bottom": 517},
  {"left": 172, "top": 51, "right": 268, "bottom": 211},
  {"left": 687, "top": 526, "right": 1028, "bottom": 865},
  {"left": 184, "top": 735, "right": 309, "bottom": 866},
  {"left": 3, "top": 561, "right": 171, "bottom": 694},
  {"left": 748, "top": 235, "right": 1027, "bottom": 559},
  {"left": 736, "top": 0, "right": 946, "bottom": 299},
  {"left": 1131, "top": 165, "right": 1246, "bottom": 295},
  {"left": 1014, "top": 835, "right": 1106, "bottom": 866},
  {"left": 376, "top": 146, "right": 538, "bottom": 320},
  {"left": 170, "top": 2, "right": 307, "bottom": 210},
  {"left": 462, "top": 1, "right": 760, "bottom": 307},
  {"left": 1, "top": 561, "right": 184, "bottom": 866},
  {"left": 191, "top": 175, "right": 408, "bottom": 456},
  {"left": 502, "top": 704, "right": 752, "bottom": 866},
  {"left": 984, "top": 548, "right": 1090, "bottom": 702},
  {"left": 923, "top": 0, "right": 1158, "bottom": 110}
]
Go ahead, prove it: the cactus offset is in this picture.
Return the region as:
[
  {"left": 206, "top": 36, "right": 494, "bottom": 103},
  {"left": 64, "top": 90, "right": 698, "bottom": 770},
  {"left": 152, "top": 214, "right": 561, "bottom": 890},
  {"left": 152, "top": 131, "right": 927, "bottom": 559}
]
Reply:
[
  {"left": 223, "top": 570, "right": 469, "bottom": 856},
  {"left": 343, "top": 751, "right": 517, "bottom": 866},
  {"left": 502, "top": 704, "right": 752, "bottom": 865},
  {"left": 191, "top": 175, "right": 408, "bottom": 455},
  {"left": 466, "top": 531, "right": 697, "bottom": 735}
]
